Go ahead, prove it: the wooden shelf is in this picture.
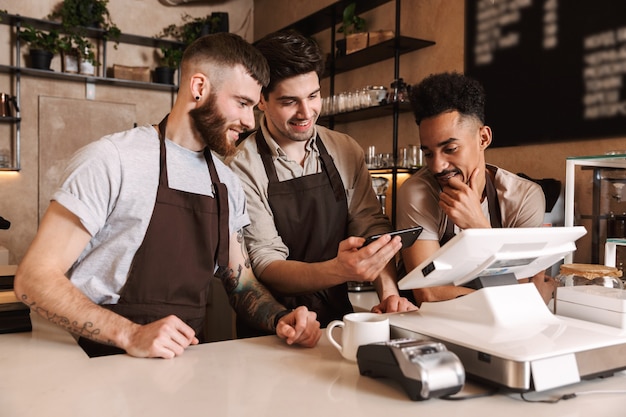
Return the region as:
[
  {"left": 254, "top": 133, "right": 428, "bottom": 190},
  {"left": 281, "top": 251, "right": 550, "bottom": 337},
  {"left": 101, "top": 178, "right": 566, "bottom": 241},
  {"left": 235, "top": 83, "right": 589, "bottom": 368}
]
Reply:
[
  {"left": 284, "top": 0, "right": 393, "bottom": 36},
  {"left": 18, "top": 67, "right": 178, "bottom": 91},
  {"left": 0, "top": 117, "right": 20, "bottom": 123},
  {"left": 368, "top": 167, "right": 420, "bottom": 174},
  {"left": 319, "top": 101, "right": 412, "bottom": 125},
  {"left": 1, "top": 61, "right": 177, "bottom": 92},
  {"left": 333, "top": 36, "right": 435, "bottom": 75},
  {"left": 0, "top": 12, "right": 184, "bottom": 50}
]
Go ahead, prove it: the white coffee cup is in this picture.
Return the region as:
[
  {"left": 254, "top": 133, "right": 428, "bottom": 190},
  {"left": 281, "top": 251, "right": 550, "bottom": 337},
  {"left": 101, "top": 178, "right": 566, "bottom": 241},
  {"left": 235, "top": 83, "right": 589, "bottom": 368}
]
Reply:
[{"left": 326, "top": 312, "right": 390, "bottom": 362}]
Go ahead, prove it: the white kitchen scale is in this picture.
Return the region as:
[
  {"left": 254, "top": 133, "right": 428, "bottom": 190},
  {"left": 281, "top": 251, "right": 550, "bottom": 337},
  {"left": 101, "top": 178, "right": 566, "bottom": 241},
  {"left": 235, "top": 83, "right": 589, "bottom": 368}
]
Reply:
[{"left": 394, "top": 226, "right": 626, "bottom": 392}]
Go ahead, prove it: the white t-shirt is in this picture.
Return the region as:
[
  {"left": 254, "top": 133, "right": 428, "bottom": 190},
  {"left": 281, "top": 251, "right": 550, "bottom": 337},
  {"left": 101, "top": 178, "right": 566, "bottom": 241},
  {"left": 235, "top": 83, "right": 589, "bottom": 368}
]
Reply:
[{"left": 54, "top": 124, "right": 250, "bottom": 305}]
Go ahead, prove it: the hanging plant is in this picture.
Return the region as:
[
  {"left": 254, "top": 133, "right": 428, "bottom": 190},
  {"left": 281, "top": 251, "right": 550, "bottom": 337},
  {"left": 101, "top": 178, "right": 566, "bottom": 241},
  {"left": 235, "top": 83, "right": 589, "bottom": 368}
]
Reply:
[
  {"left": 48, "top": 0, "right": 121, "bottom": 47},
  {"left": 156, "top": 13, "right": 225, "bottom": 46}
]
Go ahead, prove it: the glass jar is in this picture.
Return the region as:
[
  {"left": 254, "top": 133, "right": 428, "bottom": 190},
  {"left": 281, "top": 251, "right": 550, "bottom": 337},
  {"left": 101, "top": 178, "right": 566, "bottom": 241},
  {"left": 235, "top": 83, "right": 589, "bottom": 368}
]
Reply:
[
  {"left": 387, "top": 78, "right": 409, "bottom": 103},
  {"left": 556, "top": 263, "right": 623, "bottom": 289},
  {"left": 0, "top": 148, "right": 10, "bottom": 168},
  {"left": 365, "top": 85, "right": 388, "bottom": 105}
]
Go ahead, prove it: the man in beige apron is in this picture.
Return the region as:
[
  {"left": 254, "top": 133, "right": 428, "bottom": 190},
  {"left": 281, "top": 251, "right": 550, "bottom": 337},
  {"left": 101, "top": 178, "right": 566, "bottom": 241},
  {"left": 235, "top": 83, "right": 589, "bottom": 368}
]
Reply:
[{"left": 15, "top": 33, "right": 321, "bottom": 359}]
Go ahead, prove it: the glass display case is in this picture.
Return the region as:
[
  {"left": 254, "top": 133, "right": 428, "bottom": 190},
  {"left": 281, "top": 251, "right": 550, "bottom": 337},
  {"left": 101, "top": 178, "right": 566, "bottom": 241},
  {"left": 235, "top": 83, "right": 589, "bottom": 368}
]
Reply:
[{"left": 564, "top": 153, "right": 626, "bottom": 273}]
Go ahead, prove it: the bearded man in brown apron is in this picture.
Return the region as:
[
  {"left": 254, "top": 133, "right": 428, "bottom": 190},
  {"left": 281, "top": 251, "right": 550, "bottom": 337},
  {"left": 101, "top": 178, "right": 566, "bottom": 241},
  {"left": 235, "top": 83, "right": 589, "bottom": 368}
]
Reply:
[
  {"left": 229, "top": 31, "right": 417, "bottom": 338},
  {"left": 396, "top": 72, "right": 555, "bottom": 306},
  {"left": 15, "top": 33, "right": 322, "bottom": 359}
]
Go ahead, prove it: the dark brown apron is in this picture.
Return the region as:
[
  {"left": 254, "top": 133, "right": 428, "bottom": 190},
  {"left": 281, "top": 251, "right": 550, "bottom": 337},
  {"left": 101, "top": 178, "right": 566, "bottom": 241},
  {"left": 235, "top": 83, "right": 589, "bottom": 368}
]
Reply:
[
  {"left": 79, "top": 115, "right": 230, "bottom": 356},
  {"left": 440, "top": 166, "right": 502, "bottom": 246},
  {"left": 236, "top": 130, "right": 353, "bottom": 337}
]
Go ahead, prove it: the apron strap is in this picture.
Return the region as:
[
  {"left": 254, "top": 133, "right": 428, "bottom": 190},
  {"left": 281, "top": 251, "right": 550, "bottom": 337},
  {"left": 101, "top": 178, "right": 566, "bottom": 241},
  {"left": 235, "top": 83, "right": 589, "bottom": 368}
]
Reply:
[
  {"left": 255, "top": 131, "right": 280, "bottom": 183},
  {"left": 485, "top": 166, "right": 502, "bottom": 228},
  {"left": 255, "top": 129, "right": 345, "bottom": 203},
  {"left": 157, "top": 115, "right": 169, "bottom": 186},
  {"left": 316, "top": 138, "right": 346, "bottom": 203},
  {"left": 204, "top": 148, "right": 230, "bottom": 269}
]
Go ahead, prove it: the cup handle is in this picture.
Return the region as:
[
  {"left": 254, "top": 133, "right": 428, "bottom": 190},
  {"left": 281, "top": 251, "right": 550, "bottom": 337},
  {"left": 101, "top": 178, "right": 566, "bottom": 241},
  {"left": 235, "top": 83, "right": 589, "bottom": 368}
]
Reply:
[{"left": 326, "top": 320, "right": 344, "bottom": 353}]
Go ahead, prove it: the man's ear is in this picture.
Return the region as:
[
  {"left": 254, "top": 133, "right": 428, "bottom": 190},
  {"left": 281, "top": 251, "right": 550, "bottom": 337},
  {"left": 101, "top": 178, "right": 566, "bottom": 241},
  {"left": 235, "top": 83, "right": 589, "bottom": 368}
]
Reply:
[
  {"left": 257, "top": 94, "right": 268, "bottom": 112},
  {"left": 478, "top": 125, "right": 492, "bottom": 150},
  {"left": 190, "top": 73, "right": 209, "bottom": 101}
]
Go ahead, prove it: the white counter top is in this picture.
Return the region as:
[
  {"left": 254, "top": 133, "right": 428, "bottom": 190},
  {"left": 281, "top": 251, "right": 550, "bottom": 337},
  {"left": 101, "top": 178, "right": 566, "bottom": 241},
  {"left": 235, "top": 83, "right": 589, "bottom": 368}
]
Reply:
[{"left": 1, "top": 313, "right": 625, "bottom": 416}]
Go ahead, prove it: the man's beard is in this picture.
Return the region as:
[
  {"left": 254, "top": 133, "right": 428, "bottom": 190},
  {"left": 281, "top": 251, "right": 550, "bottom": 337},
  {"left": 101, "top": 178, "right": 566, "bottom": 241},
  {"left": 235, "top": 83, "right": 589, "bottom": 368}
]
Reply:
[{"left": 189, "top": 92, "right": 237, "bottom": 157}]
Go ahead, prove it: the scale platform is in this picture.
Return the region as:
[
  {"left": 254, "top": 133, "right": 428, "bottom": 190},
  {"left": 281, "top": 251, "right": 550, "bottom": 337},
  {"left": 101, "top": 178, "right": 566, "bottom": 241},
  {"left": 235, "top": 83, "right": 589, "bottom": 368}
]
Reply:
[{"left": 389, "top": 284, "right": 626, "bottom": 392}]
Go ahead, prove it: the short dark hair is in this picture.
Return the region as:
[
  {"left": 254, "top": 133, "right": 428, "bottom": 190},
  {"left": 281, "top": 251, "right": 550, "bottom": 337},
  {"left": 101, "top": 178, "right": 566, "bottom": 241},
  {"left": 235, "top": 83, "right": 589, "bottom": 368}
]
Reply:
[
  {"left": 409, "top": 72, "right": 486, "bottom": 125},
  {"left": 182, "top": 32, "right": 270, "bottom": 87},
  {"left": 254, "top": 29, "right": 325, "bottom": 99}
]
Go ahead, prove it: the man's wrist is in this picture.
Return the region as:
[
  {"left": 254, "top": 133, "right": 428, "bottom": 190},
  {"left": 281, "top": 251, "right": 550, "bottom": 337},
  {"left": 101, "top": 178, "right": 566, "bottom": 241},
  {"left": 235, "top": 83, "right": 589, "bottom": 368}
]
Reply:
[{"left": 273, "top": 308, "right": 292, "bottom": 329}]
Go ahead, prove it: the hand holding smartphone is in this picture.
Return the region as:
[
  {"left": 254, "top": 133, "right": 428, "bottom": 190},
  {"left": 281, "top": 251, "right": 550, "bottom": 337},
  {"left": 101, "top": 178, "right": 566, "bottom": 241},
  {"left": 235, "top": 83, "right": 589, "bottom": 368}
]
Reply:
[{"left": 363, "top": 226, "right": 423, "bottom": 249}]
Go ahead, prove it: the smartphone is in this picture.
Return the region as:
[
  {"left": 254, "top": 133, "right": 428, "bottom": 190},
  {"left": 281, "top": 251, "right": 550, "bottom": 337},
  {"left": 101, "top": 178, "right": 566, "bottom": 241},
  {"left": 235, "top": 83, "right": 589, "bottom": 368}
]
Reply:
[{"left": 363, "top": 226, "right": 423, "bottom": 249}]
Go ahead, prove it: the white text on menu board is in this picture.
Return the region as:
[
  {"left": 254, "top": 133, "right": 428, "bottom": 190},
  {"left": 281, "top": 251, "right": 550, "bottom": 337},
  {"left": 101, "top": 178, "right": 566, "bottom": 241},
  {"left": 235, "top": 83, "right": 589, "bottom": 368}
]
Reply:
[
  {"left": 474, "top": 0, "right": 558, "bottom": 66},
  {"left": 583, "top": 27, "right": 626, "bottom": 120}
]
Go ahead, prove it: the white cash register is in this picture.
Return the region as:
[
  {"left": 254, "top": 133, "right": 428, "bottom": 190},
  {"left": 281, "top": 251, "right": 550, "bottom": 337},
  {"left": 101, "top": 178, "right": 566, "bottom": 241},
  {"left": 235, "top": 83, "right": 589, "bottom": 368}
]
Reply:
[{"left": 393, "top": 226, "right": 626, "bottom": 392}]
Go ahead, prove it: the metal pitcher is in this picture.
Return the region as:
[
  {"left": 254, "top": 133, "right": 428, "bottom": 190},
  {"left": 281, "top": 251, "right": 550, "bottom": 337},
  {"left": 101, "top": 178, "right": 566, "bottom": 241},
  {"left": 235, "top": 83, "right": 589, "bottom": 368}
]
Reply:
[{"left": 0, "top": 93, "right": 18, "bottom": 118}]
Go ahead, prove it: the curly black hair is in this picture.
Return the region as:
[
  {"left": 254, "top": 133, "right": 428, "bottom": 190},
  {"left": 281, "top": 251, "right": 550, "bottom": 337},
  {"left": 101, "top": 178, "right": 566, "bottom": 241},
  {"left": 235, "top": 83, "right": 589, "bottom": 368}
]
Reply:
[
  {"left": 409, "top": 71, "right": 486, "bottom": 125},
  {"left": 254, "top": 29, "right": 325, "bottom": 99}
]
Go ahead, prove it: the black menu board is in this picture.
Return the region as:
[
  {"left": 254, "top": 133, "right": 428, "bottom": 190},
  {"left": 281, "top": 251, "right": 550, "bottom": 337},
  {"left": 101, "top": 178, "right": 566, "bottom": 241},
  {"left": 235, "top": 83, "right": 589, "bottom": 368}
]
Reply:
[{"left": 465, "top": 0, "right": 626, "bottom": 147}]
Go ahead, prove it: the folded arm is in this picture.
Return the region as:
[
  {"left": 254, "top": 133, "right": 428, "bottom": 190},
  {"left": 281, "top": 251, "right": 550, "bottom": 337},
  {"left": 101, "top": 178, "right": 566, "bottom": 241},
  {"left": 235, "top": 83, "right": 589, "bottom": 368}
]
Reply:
[{"left": 219, "top": 229, "right": 321, "bottom": 347}]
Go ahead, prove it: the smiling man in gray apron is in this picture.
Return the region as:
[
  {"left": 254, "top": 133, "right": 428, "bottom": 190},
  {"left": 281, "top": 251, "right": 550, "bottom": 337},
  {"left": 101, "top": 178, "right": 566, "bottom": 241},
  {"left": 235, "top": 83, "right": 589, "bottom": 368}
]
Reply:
[
  {"left": 228, "top": 30, "right": 417, "bottom": 337},
  {"left": 15, "top": 33, "right": 321, "bottom": 358},
  {"left": 396, "top": 72, "right": 554, "bottom": 305}
]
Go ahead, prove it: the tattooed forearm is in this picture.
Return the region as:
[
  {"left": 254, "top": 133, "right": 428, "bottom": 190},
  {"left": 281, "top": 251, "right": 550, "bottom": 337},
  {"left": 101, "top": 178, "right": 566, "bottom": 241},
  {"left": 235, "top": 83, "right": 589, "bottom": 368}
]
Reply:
[
  {"left": 231, "top": 283, "right": 284, "bottom": 331},
  {"left": 19, "top": 293, "right": 115, "bottom": 345},
  {"left": 217, "top": 229, "right": 286, "bottom": 331},
  {"left": 218, "top": 267, "right": 284, "bottom": 332},
  {"left": 217, "top": 264, "right": 241, "bottom": 293},
  {"left": 236, "top": 229, "right": 251, "bottom": 269}
]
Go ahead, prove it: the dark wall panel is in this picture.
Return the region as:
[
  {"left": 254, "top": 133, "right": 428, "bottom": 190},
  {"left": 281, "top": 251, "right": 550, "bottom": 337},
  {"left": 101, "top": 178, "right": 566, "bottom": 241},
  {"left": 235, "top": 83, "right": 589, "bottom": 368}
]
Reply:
[{"left": 465, "top": 0, "right": 626, "bottom": 147}]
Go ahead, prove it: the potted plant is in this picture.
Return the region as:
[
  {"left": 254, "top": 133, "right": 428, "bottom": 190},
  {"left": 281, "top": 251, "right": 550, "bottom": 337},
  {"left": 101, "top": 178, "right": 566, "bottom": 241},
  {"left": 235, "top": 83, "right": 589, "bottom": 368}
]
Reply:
[
  {"left": 56, "top": 33, "right": 99, "bottom": 75},
  {"left": 74, "top": 36, "right": 98, "bottom": 75},
  {"left": 153, "top": 45, "right": 184, "bottom": 84},
  {"left": 18, "top": 24, "right": 61, "bottom": 70},
  {"left": 336, "top": 2, "right": 367, "bottom": 56},
  {"left": 157, "top": 13, "right": 227, "bottom": 46},
  {"left": 58, "top": 34, "right": 79, "bottom": 73},
  {"left": 154, "top": 13, "right": 227, "bottom": 84},
  {"left": 48, "top": 0, "right": 121, "bottom": 47}
]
